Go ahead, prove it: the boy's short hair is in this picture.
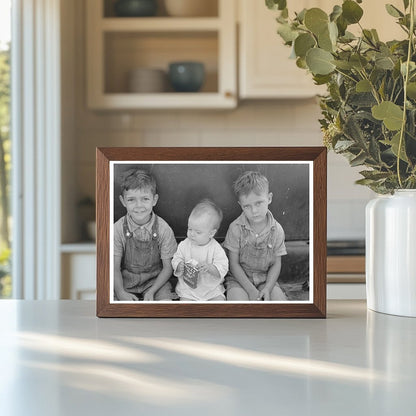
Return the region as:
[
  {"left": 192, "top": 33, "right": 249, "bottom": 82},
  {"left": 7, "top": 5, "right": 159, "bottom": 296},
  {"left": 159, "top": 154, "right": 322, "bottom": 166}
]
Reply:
[
  {"left": 233, "top": 171, "right": 269, "bottom": 197},
  {"left": 120, "top": 168, "right": 157, "bottom": 195},
  {"left": 190, "top": 199, "right": 223, "bottom": 230}
]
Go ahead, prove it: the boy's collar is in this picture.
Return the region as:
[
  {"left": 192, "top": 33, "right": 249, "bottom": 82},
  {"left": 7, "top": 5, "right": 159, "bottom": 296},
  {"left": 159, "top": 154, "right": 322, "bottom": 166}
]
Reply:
[
  {"left": 127, "top": 211, "right": 155, "bottom": 230},
  {"left": 237, "top": 210, "right": 275, "bottom": 231}
]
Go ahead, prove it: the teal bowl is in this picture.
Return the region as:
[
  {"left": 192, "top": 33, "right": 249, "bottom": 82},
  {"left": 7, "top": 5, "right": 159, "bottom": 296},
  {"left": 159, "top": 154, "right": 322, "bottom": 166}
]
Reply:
[
  {"left": 168, "top": 62, "right": 205, "bottom": 92},
  {"left": 114, "top": 0, "right": 157, "bottom": 17}
]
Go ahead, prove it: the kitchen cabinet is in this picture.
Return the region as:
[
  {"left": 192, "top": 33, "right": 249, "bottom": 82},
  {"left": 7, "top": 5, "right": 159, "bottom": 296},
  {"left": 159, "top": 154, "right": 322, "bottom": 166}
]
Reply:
[
  {"left": 86, "top": 0, "right": 237, "bottom": 109},
  {"left": 238, "top": 0, "right": 404, "bottom": 99},
  {"left": 61, "top": 245, "right": 96, "bottom": 300},
  {"left": 238, "top": 0, "right": 326, "bottom": 99}
]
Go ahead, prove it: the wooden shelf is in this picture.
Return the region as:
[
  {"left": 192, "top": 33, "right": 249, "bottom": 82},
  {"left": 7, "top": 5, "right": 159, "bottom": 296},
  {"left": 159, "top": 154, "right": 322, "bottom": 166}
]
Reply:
[{"left": 101, "top": 17, "right": 221, "bottom": 31}]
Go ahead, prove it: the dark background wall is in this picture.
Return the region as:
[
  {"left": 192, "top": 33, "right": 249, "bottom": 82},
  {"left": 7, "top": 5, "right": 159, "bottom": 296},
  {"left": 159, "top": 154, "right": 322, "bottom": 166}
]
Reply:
[{"left": 113, "top": 163, "right": 310, "bottom": 241}]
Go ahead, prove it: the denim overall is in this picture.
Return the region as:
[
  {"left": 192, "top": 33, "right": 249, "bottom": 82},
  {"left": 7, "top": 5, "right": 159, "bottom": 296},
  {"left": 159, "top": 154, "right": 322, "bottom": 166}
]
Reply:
[
  {"left": 239, "top": 226, "right": 278, "bottom": 287},
  {"left": 121, "top": 215, "right": 162, "bottom": 294}
]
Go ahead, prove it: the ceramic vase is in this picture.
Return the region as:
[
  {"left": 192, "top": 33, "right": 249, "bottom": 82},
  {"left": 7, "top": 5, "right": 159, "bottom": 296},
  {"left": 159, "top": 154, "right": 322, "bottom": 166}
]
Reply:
[{"left": 366, "top": 189, "right": 416, "bottom": 317}]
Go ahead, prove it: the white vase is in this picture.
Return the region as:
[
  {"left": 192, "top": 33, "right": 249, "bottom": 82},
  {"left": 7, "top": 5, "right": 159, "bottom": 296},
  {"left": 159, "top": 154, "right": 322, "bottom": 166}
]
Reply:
[{"left": 366, "top": 189, "right": 416, "bottom": 317}]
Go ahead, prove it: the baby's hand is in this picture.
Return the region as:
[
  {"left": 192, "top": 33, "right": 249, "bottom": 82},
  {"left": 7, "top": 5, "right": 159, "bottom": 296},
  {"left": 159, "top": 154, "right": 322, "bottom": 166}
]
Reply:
[
  {"left": 176, "top": 261, "right": 185, "bottom": 275},
  {"left": 198, "top": 263, "right": 216, "bottom": 275}
]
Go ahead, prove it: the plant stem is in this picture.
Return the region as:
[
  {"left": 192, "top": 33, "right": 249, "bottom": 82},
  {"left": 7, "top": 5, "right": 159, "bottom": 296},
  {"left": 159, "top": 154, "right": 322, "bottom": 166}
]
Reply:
[{"left": 397, "top": 0, "right": 415, "bottom": 188}]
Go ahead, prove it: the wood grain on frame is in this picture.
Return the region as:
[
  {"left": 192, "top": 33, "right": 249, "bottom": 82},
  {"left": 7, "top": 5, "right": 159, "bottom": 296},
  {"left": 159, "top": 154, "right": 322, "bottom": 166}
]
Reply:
[{"left": 96, "top": 147, "right": 327, "bottom": 318}]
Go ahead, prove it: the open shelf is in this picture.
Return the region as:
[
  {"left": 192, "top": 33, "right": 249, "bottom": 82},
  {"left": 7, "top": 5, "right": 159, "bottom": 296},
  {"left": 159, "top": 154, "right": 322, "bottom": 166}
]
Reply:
[{"left": 86, "top": 0, "right": 236, "bottom": 109}]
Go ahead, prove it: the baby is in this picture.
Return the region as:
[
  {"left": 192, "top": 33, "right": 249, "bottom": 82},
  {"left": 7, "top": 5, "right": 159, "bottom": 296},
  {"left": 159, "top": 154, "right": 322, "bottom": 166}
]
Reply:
[{"left": 172, "top": 199, "right": 228, "bottom": 301}]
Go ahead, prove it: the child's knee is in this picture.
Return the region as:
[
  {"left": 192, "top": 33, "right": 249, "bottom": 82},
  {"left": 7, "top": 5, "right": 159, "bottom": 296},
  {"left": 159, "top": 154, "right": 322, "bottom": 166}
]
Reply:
[
  {"left": 270, "top": 284, "right": 287, "bottom": 301},
  {"left": 226, "top": 286, "right": 249, "bottom": 301}
]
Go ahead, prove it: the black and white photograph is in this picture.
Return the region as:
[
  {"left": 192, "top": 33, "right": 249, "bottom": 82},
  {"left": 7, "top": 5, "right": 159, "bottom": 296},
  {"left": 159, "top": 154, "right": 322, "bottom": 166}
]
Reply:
[
  {"left": 96, "top": 146, "right": 326, "bottom": 318},
  {"left": 110, "top": 161, "right": 312, "bottom": 304}
]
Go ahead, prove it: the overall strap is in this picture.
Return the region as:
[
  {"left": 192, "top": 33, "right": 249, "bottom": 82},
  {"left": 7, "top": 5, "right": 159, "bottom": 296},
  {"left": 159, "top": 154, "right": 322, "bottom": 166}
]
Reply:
[
  {"left": 151, "top": 214, "right": 159, "bottom": 240},
  {"left": 123, "top": 216, "right": 132, "bottom": 238}
]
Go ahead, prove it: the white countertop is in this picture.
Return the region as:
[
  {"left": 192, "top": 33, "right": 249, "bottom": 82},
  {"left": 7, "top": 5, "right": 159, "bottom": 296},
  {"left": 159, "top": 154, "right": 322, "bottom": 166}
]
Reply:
[{"left": 0, "top": 300, "right": 415, "bottom": 415}]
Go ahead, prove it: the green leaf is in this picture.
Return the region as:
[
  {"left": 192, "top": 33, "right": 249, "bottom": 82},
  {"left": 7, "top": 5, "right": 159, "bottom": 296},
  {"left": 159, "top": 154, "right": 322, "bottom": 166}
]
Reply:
[
  {"left": 360, "top": 170, "right": 391, "bottom": 181},
  {"left": 304, "top": 8, "right": 329, "bottom": 35},
  {"left": 342, "top": 0, "right": 364, "bottom": 24},
  {"left": 334, "top": 140, "right": 355, "bottom": 151},
  {"left": 305, "top": 48, "right": 336, "bottom": 75},
  {"left": 296, "top": 57, "right": 308, "bottom": 69},
  {"left": 403, "top": 0, "right": 409, "bottom": 10},
  {"left": 296, "top": 8, "right": 307, "bottom": 23},
  {"left": 339, "top": 31, "right": 356, "bottom": 43},
  {"left": 372, "top": 101, "right": 404, "bottom": 130},
  {"left": 294, "top": 33, "right": 316, "bottom": 58},
  {"left": 385, "top": 4, "right": 404, "bottom": 18},
  {"left": 371, "top": 29, "right": 380, "bottom": 42},
  {"left": 375, "top": 56, "right": 395, "bottom": 70},
  {"left": 350, "top": 151, "right": 367, "bottom": 167},
  {"left": 318, "top": 27, "right": 334, "bottom": 52},
  {"left": 330, "top": 5, "right": 342, "bottom": 22},
  {"left": 333, "top": 59, "right": 352, "bottom": 70},
  {"left": 266, "top": 0, "right": 287, "bottom": 11},
  {"left": 356, "top": 79, "right": 372, "bottom": 92},
  {"left": 407, "top": 82, "right": 416, "bottom": 99},
  {"left": 389, "top": 132, "right": 409, "bottom": 162},
  {"left": 313, "top": 74, "right": 332, "bottom": 85},
  {"left": 277, "top": 23, "right": 299, "bottom": 43},
  {"left": 350, "top": 54, "right": 368, "bottom": 70},
  {"left": 336, "top": 15, "right": 348, "bottom": 36}
]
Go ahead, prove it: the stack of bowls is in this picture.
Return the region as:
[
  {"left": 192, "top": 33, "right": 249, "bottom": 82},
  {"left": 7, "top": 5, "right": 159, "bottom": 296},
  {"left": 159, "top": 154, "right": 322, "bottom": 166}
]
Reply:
[{"left": 128, "top": 68, "right": 167, "bottom": 93}]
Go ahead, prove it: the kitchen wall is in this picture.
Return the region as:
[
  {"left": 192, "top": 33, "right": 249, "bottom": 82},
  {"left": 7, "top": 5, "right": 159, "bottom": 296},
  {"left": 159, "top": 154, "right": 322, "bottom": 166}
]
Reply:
[{"left": 61, "top": 0, "right": 374, "bottom": 243}]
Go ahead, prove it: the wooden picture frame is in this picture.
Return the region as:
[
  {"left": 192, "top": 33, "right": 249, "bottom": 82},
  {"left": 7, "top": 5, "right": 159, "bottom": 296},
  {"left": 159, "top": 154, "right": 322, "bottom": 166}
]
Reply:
[{"left": 96, "top": 147, "right": 327, "bottom": 318}]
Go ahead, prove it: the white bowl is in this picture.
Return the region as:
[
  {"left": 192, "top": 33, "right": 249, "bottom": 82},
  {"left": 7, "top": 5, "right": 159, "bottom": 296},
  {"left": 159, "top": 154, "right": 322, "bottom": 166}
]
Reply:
[
  {"left": 128, "top": 68, "right": 167, "bottom": 93},
  {"left": 164, "top": 0, "right": 217, "bottom": 17}
]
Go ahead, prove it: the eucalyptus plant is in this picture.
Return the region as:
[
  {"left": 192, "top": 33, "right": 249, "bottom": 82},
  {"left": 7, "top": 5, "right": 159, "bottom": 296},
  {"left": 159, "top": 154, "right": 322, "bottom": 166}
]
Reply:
[{"left": 266, "top": 0, "right": 416, "bottom": 193}]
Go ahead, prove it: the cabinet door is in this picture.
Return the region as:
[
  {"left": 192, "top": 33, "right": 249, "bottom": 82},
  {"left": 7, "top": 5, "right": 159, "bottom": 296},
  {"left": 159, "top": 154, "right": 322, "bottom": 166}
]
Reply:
[
  {"left": 239, "top": 0, "right": 404, "bottom": 99},
  {"left": 62, "top": 253, "right": 96, "bottom": 300},
  {"left": 239, "top": 0, "right": 326, "bottom": 99}
]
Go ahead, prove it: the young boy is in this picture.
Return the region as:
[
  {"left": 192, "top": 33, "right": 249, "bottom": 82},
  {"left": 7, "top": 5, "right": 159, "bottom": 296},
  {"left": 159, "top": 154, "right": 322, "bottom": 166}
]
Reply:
[
  {"left": 113, "top": 169, "right": 177, "bottom": 301},
  {"left": 172, "top": 199, "right": 228, "bottom": 301},
  {"left": 223, "top": 171, "right": 287, "bottom": 301}
]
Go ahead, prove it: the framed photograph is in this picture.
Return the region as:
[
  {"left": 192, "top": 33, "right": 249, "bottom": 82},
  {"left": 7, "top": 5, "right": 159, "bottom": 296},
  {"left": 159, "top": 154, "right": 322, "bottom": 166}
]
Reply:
[{"left": 96, "top": 147, "right": 326, "bottom": 318}]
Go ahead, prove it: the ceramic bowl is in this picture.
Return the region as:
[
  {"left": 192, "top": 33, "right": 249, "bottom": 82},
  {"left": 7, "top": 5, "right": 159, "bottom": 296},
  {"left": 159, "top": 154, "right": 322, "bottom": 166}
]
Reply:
[
  {"left": 164, "top": 0, "right": 217, "bottom": 17},
  {"left": 128, "top": 68, "right": 167, "bottom": 93},
  {"left": 168, "top": 61, "right": 205, "bottom": 92},
  {"left": 114, "top": 0, "right": 157, "bottom": 17}
]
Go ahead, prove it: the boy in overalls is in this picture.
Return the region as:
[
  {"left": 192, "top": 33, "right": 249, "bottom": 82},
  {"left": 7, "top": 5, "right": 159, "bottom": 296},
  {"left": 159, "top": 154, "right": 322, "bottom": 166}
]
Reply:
[
  {"left": 223, "top": 171, "right": 287, "bottom": 301},
  {"left": 113, "top": 169, "right": 177, "bottom": 301}
]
